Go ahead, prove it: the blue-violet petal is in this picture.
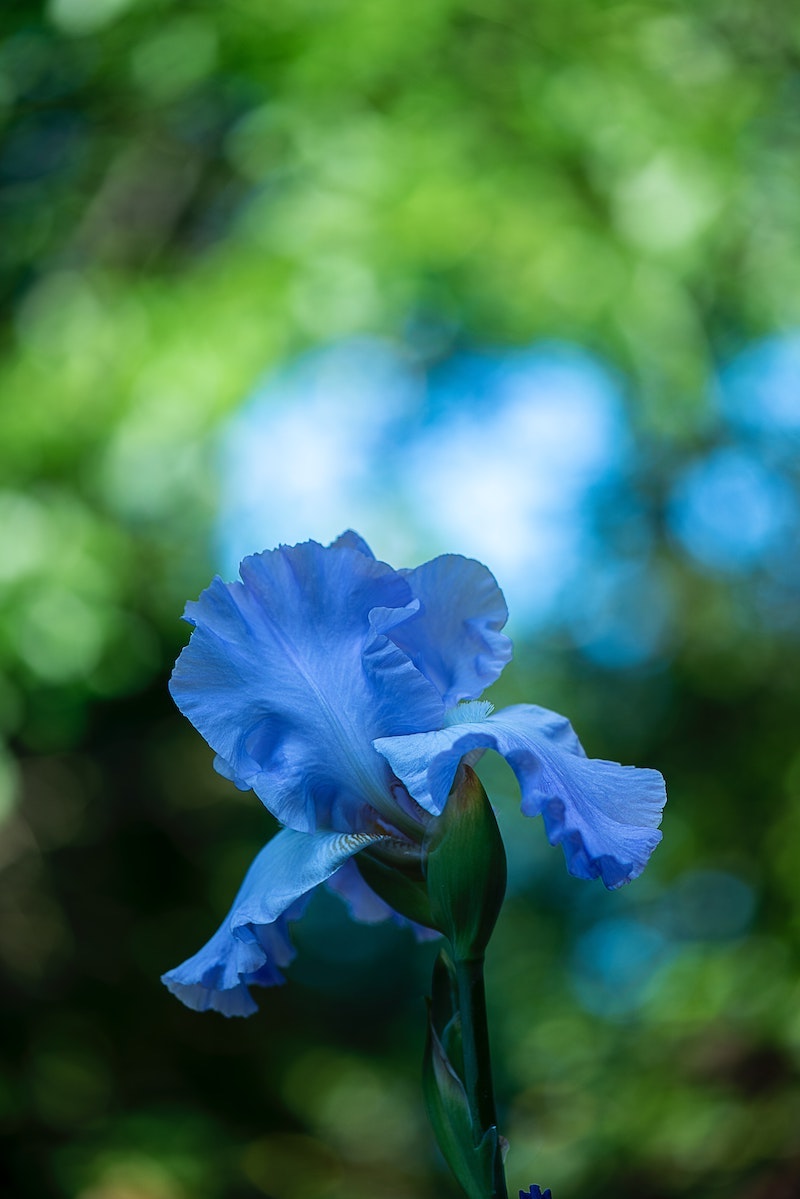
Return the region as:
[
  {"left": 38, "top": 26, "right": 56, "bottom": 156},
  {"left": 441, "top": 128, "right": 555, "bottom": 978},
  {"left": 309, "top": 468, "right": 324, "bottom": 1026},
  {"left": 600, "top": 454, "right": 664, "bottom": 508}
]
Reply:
[
  {"left": 392, "top": 554, "right": 513, "bottom": 707},
  {"left": 162, "top": 827, "right": 384, "bottom": 1015},
  {"left": 375, "top": 704, "right": 666, "bottom": 888},
  {"left": 169, "top": 539, "right": 444, "bottom": 834}
]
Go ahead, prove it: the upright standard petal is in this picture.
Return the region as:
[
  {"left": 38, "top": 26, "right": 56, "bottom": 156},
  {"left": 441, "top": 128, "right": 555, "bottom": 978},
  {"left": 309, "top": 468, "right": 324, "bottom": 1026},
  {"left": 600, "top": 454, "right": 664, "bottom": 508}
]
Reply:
[
  {"left": 162, "top": 827, "right": 383, "bottom": 1015},
  {"left": 169, "top": 540, "right": 444, "bottom": 835},
  {"left": 329, "top": 529, "right": 375, "bottom": 558},
  {"left": 390, "top": 555, "right": 513, "bottom": 708},
  {"left": 375, "top": 704, "right": 666, "bottom": 889}
]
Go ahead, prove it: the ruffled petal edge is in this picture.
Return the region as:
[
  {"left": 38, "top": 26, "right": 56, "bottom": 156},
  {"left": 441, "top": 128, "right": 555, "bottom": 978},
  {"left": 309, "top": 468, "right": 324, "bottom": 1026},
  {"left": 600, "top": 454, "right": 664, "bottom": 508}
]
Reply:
[
  {"left": 375, "top": 704, "right": 666, "bottom": 889},
  {"left": 162, "top": 828, "right": 384, "bottom": 1015}
]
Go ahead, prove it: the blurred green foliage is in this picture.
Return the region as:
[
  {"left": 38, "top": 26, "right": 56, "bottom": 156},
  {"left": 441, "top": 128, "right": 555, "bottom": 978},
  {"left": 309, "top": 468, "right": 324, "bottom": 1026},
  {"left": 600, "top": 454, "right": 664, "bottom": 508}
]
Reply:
[{"left": 1, "top": 2, "right": 799, "bottom": 1198}]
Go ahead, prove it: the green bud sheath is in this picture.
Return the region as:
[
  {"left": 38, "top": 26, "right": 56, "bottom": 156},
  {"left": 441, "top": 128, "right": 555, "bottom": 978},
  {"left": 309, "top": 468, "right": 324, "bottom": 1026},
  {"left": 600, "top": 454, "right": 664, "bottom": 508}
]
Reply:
[
  {"left": 356, "top": 837, "right": 439, "bottom": 931},
  {"left": 423, "top": 765, "right": 507, "bottom": 961},
  {"left": 423, "top": 1001, "right": 501, "bottom": 1199}
]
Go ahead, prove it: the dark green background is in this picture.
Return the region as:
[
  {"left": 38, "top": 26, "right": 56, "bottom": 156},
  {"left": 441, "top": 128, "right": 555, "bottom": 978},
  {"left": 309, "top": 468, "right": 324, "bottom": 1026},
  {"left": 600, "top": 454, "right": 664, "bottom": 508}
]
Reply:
[{"left": 1, "top": 2, "right": 799, "bottom": 1197}]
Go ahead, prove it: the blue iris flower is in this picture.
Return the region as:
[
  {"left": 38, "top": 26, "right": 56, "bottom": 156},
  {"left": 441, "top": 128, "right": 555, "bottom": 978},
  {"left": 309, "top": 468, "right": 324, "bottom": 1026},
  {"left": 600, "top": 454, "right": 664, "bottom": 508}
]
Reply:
[
  {"left": 162, "top": 532, "right": 666, "bottom": 1016},
  {"left": 520, "top": 1188, "right": 553, "bottom": 1199}
]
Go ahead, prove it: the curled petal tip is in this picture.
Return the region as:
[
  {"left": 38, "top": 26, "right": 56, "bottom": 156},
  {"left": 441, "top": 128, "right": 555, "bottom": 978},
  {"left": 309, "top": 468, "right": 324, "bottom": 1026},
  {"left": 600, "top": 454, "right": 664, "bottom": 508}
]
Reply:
[{"left": 376, "top": 703, "right": 666, "bottom": 887}]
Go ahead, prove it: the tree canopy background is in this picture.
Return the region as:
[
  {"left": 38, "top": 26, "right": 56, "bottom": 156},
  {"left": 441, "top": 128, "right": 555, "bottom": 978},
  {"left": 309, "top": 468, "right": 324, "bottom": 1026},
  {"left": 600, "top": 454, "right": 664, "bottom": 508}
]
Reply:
[{"left": 1, "top": 2, "right": 799, "bottom": 1198}]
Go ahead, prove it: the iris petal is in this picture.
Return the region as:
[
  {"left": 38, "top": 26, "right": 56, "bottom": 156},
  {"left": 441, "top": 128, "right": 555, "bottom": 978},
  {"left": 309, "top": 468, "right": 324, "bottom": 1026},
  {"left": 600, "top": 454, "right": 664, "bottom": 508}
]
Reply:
[
  {"left": 392, "top": 555, "right": 513, "bottom": 707},
  {"left": 169, "top": 540, "right": 444, "bottom": 834},
  {"left": 162, "top": 827, "right": 383, "bottom": 1015},
  {"left": 330, "top": 529, "right": 375, "bottom": 558},
  {"left": 330, "top": 539, "right": 512, "bottom": 706},
  {"left": 325, "top": 857, "right": 397, "bottom": 923},
  {"left": 375, "top": 704, "right": 666, "bottom": 889}
]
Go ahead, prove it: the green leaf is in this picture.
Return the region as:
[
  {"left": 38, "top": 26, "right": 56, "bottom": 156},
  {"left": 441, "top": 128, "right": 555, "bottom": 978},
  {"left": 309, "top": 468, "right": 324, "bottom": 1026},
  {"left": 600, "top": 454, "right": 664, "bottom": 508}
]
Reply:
[
  {"left": 423, "top": 1003, "right": 500, "bottom": 1199},
  {"left": 430, "top": 946, "right": 465, "bottom": 1081}
]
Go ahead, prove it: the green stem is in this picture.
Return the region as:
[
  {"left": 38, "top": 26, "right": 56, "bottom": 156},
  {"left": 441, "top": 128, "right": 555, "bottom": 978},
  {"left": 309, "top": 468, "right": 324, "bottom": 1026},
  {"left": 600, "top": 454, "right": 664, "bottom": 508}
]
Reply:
[{"left": 455, "top": 954, "right": 508, "bottom": 1199}]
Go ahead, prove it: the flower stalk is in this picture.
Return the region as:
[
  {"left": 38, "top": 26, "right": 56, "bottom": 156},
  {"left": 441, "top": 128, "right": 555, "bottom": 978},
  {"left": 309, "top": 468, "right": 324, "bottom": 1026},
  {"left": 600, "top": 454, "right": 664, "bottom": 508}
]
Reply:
[
  {"left": 418, "top": 768, "right": 510, "bottom": 1198},
  {"left": 454, "top": 955, "right": 502, "bottom": 1165},
  {"left": 423, "top": 943, "right": 509, "bottom": 1199}
]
